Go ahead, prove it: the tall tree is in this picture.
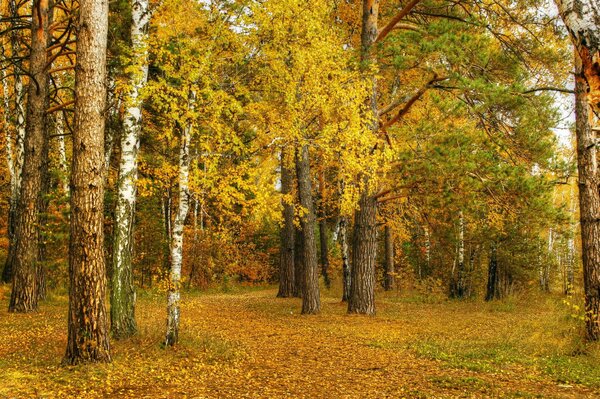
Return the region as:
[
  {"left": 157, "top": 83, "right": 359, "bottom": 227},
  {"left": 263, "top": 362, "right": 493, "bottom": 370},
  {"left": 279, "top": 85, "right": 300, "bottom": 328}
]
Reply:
[
  {"left": 295, "top": 145, "right": 321, "bottom": 314},
  {"left": 348, "top": 0, "right": 381, "bottom": 316},
  {"left": 111, "top": 0, "right": 151, "bottom": 339},
  {"left": 165, "top": 91, "right": 195, "bottom": 347},
  {"left": 2, "top": 0, "right": 27, "bottom": 284},
  {"left": 9, "top": 0, "right": 50, "bottom": 312},
  {"left": 277, "top": 148, "right": 296, "bottom": 298},
  {"left": 64, "top": 0, "right": 111, "bottom": 364},
  {"left": 555, "top": 0, "right": 600, "bottom": 341}
]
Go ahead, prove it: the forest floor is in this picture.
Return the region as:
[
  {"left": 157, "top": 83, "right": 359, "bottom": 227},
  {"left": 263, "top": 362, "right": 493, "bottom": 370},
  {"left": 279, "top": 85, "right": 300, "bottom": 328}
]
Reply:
[{"left": 1, "top": 284, "right": 600, "bottom": 398}]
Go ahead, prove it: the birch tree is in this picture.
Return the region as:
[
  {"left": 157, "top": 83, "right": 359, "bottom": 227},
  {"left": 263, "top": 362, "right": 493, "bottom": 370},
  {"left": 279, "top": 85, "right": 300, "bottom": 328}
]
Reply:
[
  {"left": 2, "top": 0, "right": 27, "bottom": 284},
  {"left": 165, "top": 91, "right": 195, "bottom": 346},
  {"left": 111, "top": 0, "right": 151, "bottom": 339}
]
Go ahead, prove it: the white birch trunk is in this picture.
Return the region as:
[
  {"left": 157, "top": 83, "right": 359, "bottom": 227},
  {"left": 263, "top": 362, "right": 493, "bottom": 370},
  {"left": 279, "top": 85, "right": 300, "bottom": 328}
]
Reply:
[
  {"left": 110, "top": 0, "right": 150, "bottom": 338},
  {"left": 56, "top": 111, "right": 69, "bottom": 194},
  {"left": 165, "top": 91, "right": 195, "bottom": 346},
  {"left": 2, "top": 69, "right": 15, "bottom": 198},
  {"left": 422, "top": 225, "right": 430, "bottom": 279}
]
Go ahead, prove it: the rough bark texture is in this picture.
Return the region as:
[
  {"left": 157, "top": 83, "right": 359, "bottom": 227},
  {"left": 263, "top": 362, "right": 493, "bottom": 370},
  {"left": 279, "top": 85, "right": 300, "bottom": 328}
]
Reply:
[
  {"left": 339, "top": 217, "right": 351, "bottom": 302},
  {"left": 295, "top": 145, "right": 320, "bottom": 314},
  {"left": 574, "top": 50, "right": 600, "bottom": 340},
  {"left": 556, "top": 0, "right": 600, "bottom": 340},
  {"left": 294, "top": 227, "right": 304, "bottom": 298},
  {"left": 110, "top": 0, "right": 150, "bottom": 339},
  {"left": 64, "top": 0, "right": 111, "bottom": 364},
  {"left": 348, "top": 0, "right": 379, "bottom": 316},
  {"left": 318, "top": 169, "right": 330, "bottom": 288},
  {"left": 9, "top": 0, "right": 50, "bottom": 313},
  {"left": 277, "top": 149, "right": 296, "bottom": 298},
  {"left": 383, "top": 225, "right": 394, "bottom": 291},
  {"left": 2, "top": 0, "right": 27, "bottom": 284},
  {"left": 349, "top": 191, "right": 377, "bottom": 314},
  {"left": 165, "top": 93, "right": 194, "bottom": 346}
]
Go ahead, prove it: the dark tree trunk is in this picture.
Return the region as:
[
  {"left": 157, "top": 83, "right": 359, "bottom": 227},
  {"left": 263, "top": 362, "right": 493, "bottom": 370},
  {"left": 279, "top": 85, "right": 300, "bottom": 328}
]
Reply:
[
  {"left": 485, "top": 244, "right": 499, "bottom": 302},
  {"left": 2, "top": 206, "right": 16, "bottom": 283},
  {"left": 294, "top": 227, "right": 304, "bottom": 298},
  {"left": 9, "top": 0, "right": 50, "bottom": 313},
  {"left": 277, "top": 149, "right": 296, "bottom": 297},
  {"left": 318, "top": 169, "right": 330, "bottom": 288},
  {"left": 64, "top": 0, "right": 111, "bottom": 364},
  {"left": 348, "top": 0, "right": 379, "bottom": 316},
  {"left": 575, "top": 51, "right": 600, "bottom": 340},
  {"left": 318, "top": 218, "right": 330, "bottom": 289},
  {"left": 295, "top": 145, "right": 320, "bottom": 314},
  {"left": 339, "top": 217, "right": 351, "bottom": 302},
  {"left": 383, "top": 225, "right": 394, "bottom": 291},
  {"left": 349, "top": 191, "right": 377, "bottom": 315}
]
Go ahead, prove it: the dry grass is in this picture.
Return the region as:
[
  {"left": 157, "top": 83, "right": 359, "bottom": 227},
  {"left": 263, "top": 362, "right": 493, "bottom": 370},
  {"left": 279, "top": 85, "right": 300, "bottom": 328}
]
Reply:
[{"left": 1, "top": 284, "right": 599, "bottom": 398}]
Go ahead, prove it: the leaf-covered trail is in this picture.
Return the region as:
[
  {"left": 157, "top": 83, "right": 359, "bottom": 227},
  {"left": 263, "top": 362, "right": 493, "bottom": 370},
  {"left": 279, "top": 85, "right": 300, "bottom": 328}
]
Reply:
[{"left": 1, "top": 287, "right": 599, "bottom": 398}]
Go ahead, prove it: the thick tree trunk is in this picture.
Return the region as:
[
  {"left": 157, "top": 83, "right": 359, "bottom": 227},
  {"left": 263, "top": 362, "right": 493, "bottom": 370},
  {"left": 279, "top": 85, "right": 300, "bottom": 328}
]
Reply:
[
  {"left": 294, "top": 227, "right": 304, "bottom": 298},
  {"left": 64, "top": 0, "right": 111, "bottom": 364},
  {"left": 574, "top": 50, "right": 600, "bottom": 340},
  {"left": 339, "top": 217, "right": 351, "bottom": 302},
  {"left": 165, "top": 93, "right": 194, "bottom": 346},
  {"left": 349, "top": 191, "right": 377, "bottom": 314},
  {"left": 348, "top": 0, "right": 379, "bottom": 316},
  {"left": 555, "top": 0, "right": 600, "bottom": 339},
  {"left": 295, "top": 145, "right": 320, "bottom": 314},
  {"left": 9, "top": 0, "right": 50, "bottom": 312},
  {"left": 110, "top": 0, "right": 150, "bottom": 339},
  {"left": 277, "top": 149, "right": 296, "bottom": 298},
  {"left": 2, "top": 0, "right": 27, "bottom": 284},
  {"left": 383, "top": 225, "right": 394, "bottom": 291},
  {"left": 485, "top": 244, "right": 499, "bottom": 301}
]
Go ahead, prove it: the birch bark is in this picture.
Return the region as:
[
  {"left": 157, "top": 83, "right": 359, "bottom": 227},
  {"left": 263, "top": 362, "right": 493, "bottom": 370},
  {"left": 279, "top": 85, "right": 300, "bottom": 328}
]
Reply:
[
  {"left": 110, "top": 0, "right": 150, "bottom": 339},
  {"left": 165, "top": 91, "right": 195, "bottom": 346}
]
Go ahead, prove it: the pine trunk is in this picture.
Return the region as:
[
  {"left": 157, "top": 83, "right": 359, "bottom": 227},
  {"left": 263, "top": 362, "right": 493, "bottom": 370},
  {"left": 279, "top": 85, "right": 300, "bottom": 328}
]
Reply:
[
  {"left": 294, "top": 227, "right": 304, "bottom": 298},
  {"left": 64, "top": 0, "right": 111, "bottom": 364},
  {"left": 383, "top": 225, "right": 394, "bottom": 291},
  {"left": 110, "top": 0, "right": 150, "bottom": 339},
  {"left": 9, "top": 0, "right": 50, "bottom": 312},
  {"left": 165, "top": 93, "right": 194, "bottom": 346},
  {"left": 295, "top": 145, "right": 320, "bottom": 314},
  {"left": 277, "top": 149, "right": 296, "bottom": 298},
  {"left": 349, "top": 190, "right": 377, "bottom": 314},
  {"left": 349, "top": 0, "right": 379, "bottom": 316},
  {"left": 574, "top": 49, "right": 600, "bottom": 340},
  {"left": 555, "top": 0, "right": 600, "bottom": 340}
]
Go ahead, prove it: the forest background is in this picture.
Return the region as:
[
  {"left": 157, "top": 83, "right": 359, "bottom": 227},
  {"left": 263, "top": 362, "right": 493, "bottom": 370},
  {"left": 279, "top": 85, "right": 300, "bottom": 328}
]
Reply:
[{"left": 2, "top": 0, "right": 600, "bottom": 397}]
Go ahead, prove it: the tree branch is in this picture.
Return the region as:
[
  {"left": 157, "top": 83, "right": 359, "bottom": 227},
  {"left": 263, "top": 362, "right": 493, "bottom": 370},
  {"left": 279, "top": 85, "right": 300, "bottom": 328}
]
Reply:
[{"left": 376, "top": 0, "right": 423, "bottom": 43}]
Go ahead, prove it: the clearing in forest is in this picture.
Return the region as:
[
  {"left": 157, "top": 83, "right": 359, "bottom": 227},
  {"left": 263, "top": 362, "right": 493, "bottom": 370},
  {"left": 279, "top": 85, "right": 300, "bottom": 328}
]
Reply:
[{"left": 1, "top": 286, "right": 599, "bottom": 398}]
